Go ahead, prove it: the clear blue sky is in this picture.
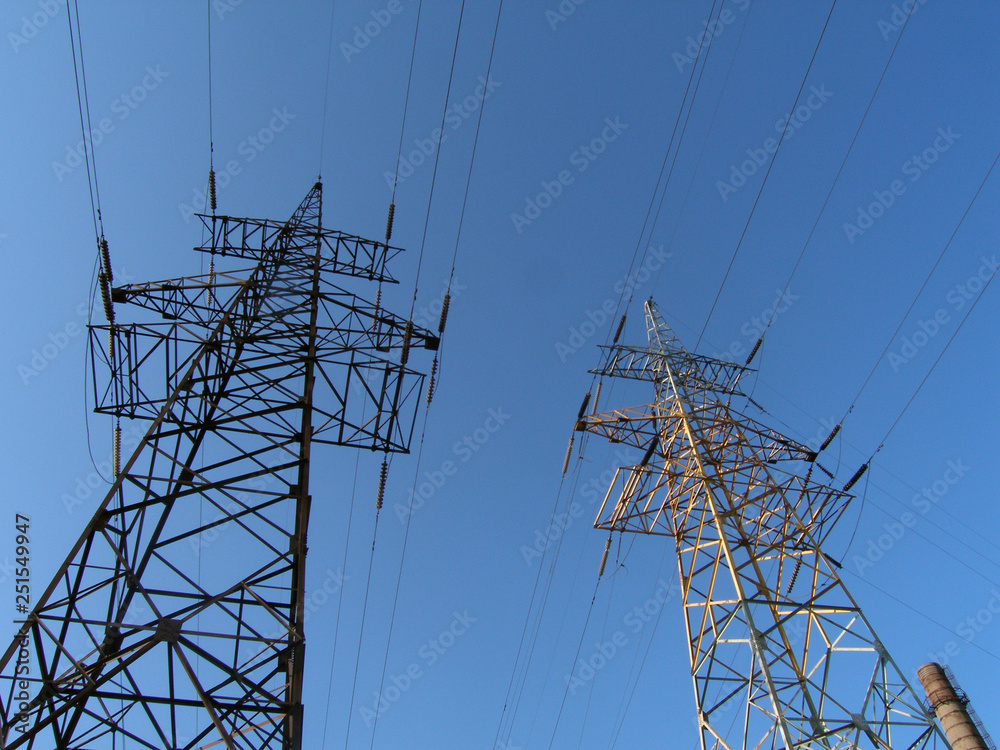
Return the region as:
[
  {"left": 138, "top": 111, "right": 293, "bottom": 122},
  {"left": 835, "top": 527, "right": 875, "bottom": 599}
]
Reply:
[{"left": 1, "top": 1, "right": 999, "bottom": 748}]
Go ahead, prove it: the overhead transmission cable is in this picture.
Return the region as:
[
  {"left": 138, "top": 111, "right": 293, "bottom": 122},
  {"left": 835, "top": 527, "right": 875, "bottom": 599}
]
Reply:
[
  {"left": 648, "top": 0, "right": 755, "bottom": 305},
  {"left": 497, "top": 3, "right": 722, "bottom": 744},
  {"left": 318, "top": 1, "right": 336, "bottom": 180},
  {"left": 744, "top": 2, "right": 914, "bottom": 366},
  {"left": 670, "top": 303, "right": 1000, "bottom": 578},
  {"left": 600, "top": 0, "right": 725, "bottom": 374},
  {"left": 696, "top": 0, "right": 839, "bottom": 351},
  {"left": 68, "top": 0, "right": 119, "bottom": 487},
  {"left": 405, "top": 0, "right": 468, "bottom": 323},
  {"left": 811, "top": 146, "right": 1000, "bottom": 520}
]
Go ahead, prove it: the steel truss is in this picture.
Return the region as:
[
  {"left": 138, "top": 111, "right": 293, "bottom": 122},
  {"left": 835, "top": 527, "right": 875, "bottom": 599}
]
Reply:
[
  {"left": 580, "top": 300, "right": 949, "bottom": 750},
  {"left": 0, "top": 183, "right": 437, "bottom": 749}
]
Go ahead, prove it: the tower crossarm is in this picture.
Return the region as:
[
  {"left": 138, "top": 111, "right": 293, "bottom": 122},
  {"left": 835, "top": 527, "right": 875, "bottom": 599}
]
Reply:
[
  {"left": 592, "top": 344, "right": 750, "bottom": 396},
  {"left": 195, "top": 214, "right": 401, "bottom": 284},
  {"left": 577, "top": 403, "right": 816, "bottom": 464}
]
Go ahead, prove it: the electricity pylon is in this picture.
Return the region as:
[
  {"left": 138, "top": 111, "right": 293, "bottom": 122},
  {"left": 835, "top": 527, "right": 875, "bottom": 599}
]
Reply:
[
  {"left": 578, "top": 300, "right": 949, "bottom": 750},
  {"left": 0, "top": 183, "right": 437, "bottom": 749}
]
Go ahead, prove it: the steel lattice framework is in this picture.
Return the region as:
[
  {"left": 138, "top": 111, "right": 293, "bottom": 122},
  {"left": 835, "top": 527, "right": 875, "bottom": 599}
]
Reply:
[
  {"left": 0, "top": 183, "right": 437, "bottom": 749},
  {"left": 580, "top": 300, "right": 950, "bottom": 750}
]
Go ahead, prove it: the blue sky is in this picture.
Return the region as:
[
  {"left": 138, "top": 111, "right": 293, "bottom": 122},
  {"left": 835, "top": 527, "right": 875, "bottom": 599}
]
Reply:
[{"left": 1, "top": 1, "right": 999, "bottom": 748}]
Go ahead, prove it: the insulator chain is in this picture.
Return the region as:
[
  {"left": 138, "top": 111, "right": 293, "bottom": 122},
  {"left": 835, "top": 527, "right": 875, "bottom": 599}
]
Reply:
[
  {"left": 100, "top": 237, "right": 113, "bottom": 284},
  {"left": 576, "top": 391, "right": 591, "bottom": 421},
  {"left": 385, "top": 202, "right": 395, "bottom": 242},
  {"left": 208, "top": 259, "right": 216, "bottom": 305},
  {"left": 818, "top": 423, "right": 842, "bottom": 453},
  {"left": 842, "top": 462, "right": 869, "bottom": 492},
  {"left": 113, "top": 423, "right": 121, "bottom": 478},
  {"left": 209, "top": 169, "right": 217, "bottom": 212},
  {"left": 371, "top": 286, "right": 382, "bottom": 331},
  {"left": 814, "top": 461, "right": 835, "bottom": 481},
  {"left": 438, "top": 294, "right": 450, "bottom": 334},
  {"left": 99, "top": 271, "right": 114, "bottom": 325},
  {"left": 562, "top": 435, "right": 574, "bottom": 475},
  {"left": 598, "top": 535, "right": 612, "bottom": 577},
  {"left": 426, "top": 357, "right": 438, "bottom": 405},
  {"left": 785, "top": 558, "right": 802, "bottom": 594},
  {"left": 612, "top": 314, "right": 626, "bottom": 344},
  {"left": 591, "top": 381, "right": 602, "bottom": 415},
  {"left": 376, "top": 459, "right": 387, "bottom": 510},
  {"left": 745, "top": 337, "right": 762, "bottom": 366},
  {"left": 400, "top": 321, "right": 413, "bottom": 366}
]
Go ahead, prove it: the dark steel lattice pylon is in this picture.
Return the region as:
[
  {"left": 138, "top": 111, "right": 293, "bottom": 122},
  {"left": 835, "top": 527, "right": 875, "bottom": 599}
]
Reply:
[
  {"left": 579, "top": 300, "right": 950, "bottom": 750},
  {"left": 0, "top": 183, "right": 437, "bottom": 749}
]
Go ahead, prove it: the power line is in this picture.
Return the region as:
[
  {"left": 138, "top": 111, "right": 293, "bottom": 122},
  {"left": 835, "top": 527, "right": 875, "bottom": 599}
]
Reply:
[
  {"left": 756, "top": 0, "right": 915, "bottom": 345},
  {"left": 696, "top": 0, "right": 839, "bottom": 350}
]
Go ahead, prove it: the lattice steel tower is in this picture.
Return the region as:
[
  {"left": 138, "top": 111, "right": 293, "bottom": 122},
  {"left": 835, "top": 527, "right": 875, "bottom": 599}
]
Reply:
[
  {"left": 0, "top": 183, "right": 438, "bottom": 749},
  {"left": 578, "top": 300, "right": 950, "bottom": 750}
]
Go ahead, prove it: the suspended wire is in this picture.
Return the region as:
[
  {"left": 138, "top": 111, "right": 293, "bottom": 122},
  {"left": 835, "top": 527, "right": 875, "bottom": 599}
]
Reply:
[
  {"left": 577, "top": 545, "right": 618, "bottom": 747},
  {"left": 696, "top": 0, "right": 839, "bottom": 350},
  {"left": 343, "top": 505, "right": 382, "bottom": 750},
  {"left": 66, "top": 0, "right": 104, "bottom": 243},
  {"left": 840, "top": 146, "right": 1000, "bottom": 422},
  {"left": 845, "top": 571, "right": 1000, "bottom": 663},
  {"left": 369, "top": 412, "right": 429, "bottom": 749},
  {"left": 599, "top": 0, "right": 724, "bottom": 371},
  {"left": 545, "top": 576, "right": 601, "bottom": 748},
  {"left": 320, "top": 421, "right": 363, "bottom": 750},
  {"left": 757, "top": 3, "right": 914, "bottom": 343},
  {"left": 667, "top": 310, "right": 1000, "bottom": 595},
  {"left": 389, "top": 0, "right": 424, "bottom": 202},
  {"left": 318, "top": 0, "right": 336, "bottom": 180},
  {"left": 207, "top": 0, "right": 215, "bottom": 172},
  {"left": 407, "top": 0, "right": 468, "bottom": 322},
  {"left": 370, "top": 3, "right": 497, "bottom": 745},
  {"left": 633, "top": 0, "right": 732, "bottom": 299},
  {"left": 427, "top": 0, "right": 502, "bottom": 405},
  {"left": 748, "top": 372, "right": 1000, "bottom": 561},
  {"left": 521, "top": 492, "right": 598, "bottom": 745},
  {"left": 608, "top": 548, "right": 674, "bottom": 749},
  {"left": 874, "top": 253, "right": 999, "bottom": 451},
  {"left": 495, "top": 446, "right": 597, "bottom": 747},
  {"left": 446, "top": 0, "right": 503, "bottom": 283},
  {"left": 649, "top": 0, "right": 754, "bottom": 305}
]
